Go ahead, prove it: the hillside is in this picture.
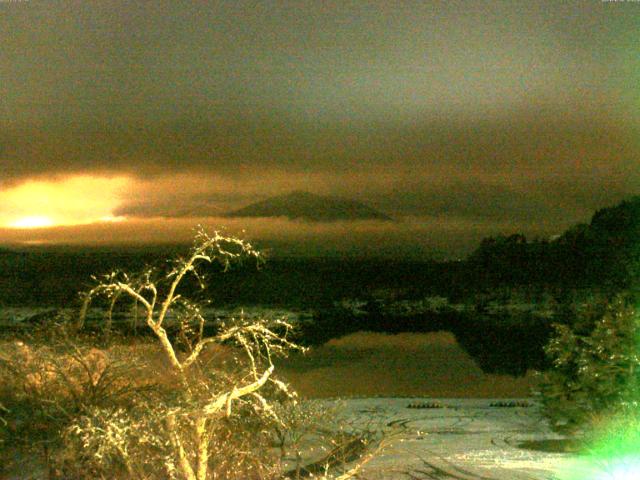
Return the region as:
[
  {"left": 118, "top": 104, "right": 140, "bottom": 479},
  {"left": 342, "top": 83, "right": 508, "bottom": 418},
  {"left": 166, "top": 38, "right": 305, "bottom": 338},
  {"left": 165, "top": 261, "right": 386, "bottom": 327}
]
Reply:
[
  {"left": 225, "top": 191, "right": 392, "bottom": 222},
  {"left": 468, "top": 195, "right": 640, "bottom": 288}
]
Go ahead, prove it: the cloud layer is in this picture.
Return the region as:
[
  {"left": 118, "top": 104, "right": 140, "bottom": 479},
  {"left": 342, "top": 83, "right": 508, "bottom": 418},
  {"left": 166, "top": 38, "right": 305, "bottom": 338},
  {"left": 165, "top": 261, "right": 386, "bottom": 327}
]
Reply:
[{"left": 1, "top": 1, "right": 638, "bottom": 254}]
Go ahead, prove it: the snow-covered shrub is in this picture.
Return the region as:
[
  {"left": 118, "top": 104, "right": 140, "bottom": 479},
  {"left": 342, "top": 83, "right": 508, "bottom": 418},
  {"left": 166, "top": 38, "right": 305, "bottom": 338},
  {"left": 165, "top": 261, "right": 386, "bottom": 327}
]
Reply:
[{"left": 539, "top": 292, "right": 640, "bottom": 435}]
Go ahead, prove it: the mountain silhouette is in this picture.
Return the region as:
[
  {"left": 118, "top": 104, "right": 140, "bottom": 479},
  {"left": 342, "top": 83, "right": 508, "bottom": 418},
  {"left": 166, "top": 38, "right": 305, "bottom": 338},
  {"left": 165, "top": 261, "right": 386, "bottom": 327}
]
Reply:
[{"left": 224, "top": 191, "right": 392, "bottom": 222}]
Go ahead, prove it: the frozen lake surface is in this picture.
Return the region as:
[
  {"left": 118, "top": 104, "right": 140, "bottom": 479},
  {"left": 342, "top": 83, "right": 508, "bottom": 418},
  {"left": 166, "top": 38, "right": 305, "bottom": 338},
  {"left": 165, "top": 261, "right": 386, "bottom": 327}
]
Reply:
[{"left": 315, "top": 397, "right": 595, "bottom": 480}]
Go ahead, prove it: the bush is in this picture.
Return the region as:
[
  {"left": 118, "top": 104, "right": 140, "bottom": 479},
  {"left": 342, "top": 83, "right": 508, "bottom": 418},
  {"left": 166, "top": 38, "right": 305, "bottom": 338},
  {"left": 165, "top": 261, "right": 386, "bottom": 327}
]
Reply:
[
  {"left": 0, "top": 328, "right": 151, "bottom": 478},
  {"left": 539, "top": 292, "right": 640, "bottom": 435}
]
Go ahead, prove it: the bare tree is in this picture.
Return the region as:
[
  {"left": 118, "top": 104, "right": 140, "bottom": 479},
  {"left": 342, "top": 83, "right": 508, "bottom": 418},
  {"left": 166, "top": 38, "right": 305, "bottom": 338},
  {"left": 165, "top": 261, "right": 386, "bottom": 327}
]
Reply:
[{"left": 78, "top": 228, "right": 305, "bottom": 480}]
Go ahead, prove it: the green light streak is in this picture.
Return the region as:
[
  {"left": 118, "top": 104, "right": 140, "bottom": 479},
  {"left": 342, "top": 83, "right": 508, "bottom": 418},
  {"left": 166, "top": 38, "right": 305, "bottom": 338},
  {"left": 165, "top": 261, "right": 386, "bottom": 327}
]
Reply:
[
  {"left": 557, "top": 294, "right": 640, "bottom": 480},
  {"left": 555, "top": 412, "right": 640, "bottom": 479}
]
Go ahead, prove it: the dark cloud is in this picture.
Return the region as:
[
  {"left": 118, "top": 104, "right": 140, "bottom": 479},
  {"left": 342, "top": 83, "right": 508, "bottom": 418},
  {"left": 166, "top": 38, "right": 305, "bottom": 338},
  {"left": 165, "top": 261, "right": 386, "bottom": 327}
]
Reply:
[
  {"left": 114, "top": 192, "right": 249, "bottom": 218},
  {"left": 367, "top": 176, "right": 638, "bottom": 225},
  {"left": 369, "top": 182, "right": 551, "bottom": 222},
  {"left": 2, "top": 1, "right": 638, "bottom": 178},
  {"left": 2, "top": 109, "right": 637, "bottom": 185}
]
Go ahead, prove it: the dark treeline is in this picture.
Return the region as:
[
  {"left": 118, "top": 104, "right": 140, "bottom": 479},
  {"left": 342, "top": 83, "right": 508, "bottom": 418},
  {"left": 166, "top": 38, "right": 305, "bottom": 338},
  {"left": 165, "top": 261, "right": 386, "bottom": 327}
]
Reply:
[
  {"left": 0, "top": 196, "right": 636, "bottom": 310},
  {"left": 1, "top": 196, "right": 638, "bottom": 307},
  {"left": 0, "top": 196, "right": 638, "bottom": 376},
  {"left": 0, "top": 247, "right": 171, "bottom": 306},
  {"left": 0, "top": 249, "right": 464, "bottom": 307},
  {"left": 467, "top": 195, "right": 640, "bottom": 293}
]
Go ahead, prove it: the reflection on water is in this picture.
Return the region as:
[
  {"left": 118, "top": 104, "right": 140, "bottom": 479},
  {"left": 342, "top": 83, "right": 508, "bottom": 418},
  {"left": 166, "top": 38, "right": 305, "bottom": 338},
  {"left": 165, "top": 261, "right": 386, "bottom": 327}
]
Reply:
[{"left": 277, "top": 331, "right": 539, "bottom": 398}]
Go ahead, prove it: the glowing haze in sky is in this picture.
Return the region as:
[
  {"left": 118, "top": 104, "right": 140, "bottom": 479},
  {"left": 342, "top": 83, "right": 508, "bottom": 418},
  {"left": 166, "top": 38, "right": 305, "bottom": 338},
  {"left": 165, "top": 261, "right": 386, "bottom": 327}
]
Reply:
[
  {"left": 1, "top": 1, "right": 638, "bottom": 255},
  {"left": 0, "top": 176, "right": 128, "bottom": 228}
]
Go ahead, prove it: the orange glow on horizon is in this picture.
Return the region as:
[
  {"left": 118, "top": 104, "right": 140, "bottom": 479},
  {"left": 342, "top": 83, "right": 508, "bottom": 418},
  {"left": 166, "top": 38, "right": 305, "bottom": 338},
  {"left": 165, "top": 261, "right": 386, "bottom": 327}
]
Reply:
[
  {"left": 8, "top": 216, "right": 55, "bottom": 229},
  {"left": 0, "top": 175, "right": 131, "bottom": 228}
]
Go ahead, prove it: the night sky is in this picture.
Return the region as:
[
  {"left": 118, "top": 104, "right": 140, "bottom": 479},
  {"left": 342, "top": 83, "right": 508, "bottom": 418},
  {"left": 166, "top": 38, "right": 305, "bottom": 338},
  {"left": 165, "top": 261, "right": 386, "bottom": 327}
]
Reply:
[{"left": 1, "top": 1, "right": 638, "bottom": 256}]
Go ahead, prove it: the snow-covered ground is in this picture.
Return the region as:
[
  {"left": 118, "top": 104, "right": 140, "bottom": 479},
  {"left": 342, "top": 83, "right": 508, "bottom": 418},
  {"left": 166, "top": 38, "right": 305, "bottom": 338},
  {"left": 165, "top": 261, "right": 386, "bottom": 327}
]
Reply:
[{"left": 315, "top": 397, "right": 594, "bottom": 480}]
